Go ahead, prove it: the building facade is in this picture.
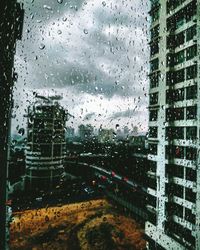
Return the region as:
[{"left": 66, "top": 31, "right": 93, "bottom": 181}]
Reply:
[
  {"left": 25, "top": 96, "right": 66, "bottom": 190},
  {"left": 0, "top": 1, "right": 24, "bottom": 249},
  {"left": 146, "top": 0, "right": 199, "bottom": 249},
  {"left": 78, "top": 124, "right": 94, "bottom": 141},
  {"left": 98, "top": 128, "right": 115, "bottom": 144}
]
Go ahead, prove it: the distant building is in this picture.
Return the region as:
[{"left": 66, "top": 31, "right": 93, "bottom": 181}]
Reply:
[
  {"left": 65, "top": 126, "right": 75, "bottom": 139},
  {"left": 115, "top": 128, "right": 124, "bottom": 140},
  {"left": 129, "top": 135, "right": 146, "bottom": 148},
  {"left": 98, "top": 128, "right": 115, "bottom": 144},
  {"left": 78, "top": 124, "right": 94, "bottom": 141},
  {"left": 25, "top": 96, "right": 66, "bottom": 190},
  {"left": 123, "top": 126, "right": 130, "bottom": 138},
  {"left": 132, "top": 126, "right": 139, "bottom": 136}
]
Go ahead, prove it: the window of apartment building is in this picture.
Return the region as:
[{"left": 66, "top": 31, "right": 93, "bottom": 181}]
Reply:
[
  {"left": 175, "top": 31, "right": 185, "bottom": 47},
  {"left": 147, "top": 194, "right": 157, "bottom": 208},
  {"left": 149, "top": 126, "right": 158, "bottom": 138},
  {"left": 166, "top": 0, "right": 186, "bottom": 13},
  {"left": 166, "top": 108, "right": 173, "bottom": 121},
  {"left": 167, "top": 25, "right": 196, "bottom": 50},
  {"left": 150, "top": 58, "right": 159, "bottom": 72},
  {"left": 186, "top": 25, "right": 196, "bottom": 42},
  {"left": 149, "top": 109, "right": 158, "bottom": 121},
  {"left": 186, "top": 147, "right": 197, "bottom": 161},
  {"left": 166, "top": 127, "right": 184, "bottom": 140},
  {"left": 186, "top": 85, "right": 197, "bottom": 100},
  {"left": 150, "top": 25, "right": 160, "bottom": 40},
  {"left": 174, "top": 88, "right": 184, "bottom": 102},
  {"left": 169, "top": 183, "right": 184, "bottom": 198},
  {"left": 150, "top": 72, "right": 159, "bottom": 88},
  {"left": 149, "top": 143, "right": 158, "bottom": 155},
  {"left": 33, "top": 133, "right": 52, "bottom": 144},
  {"left": 148, "top": 177, "right": 157, "bottom": 190},
  {"left": 166, "top": 88, "right": 184, "bottom": 104},
  {"left": 40, "top": 144, "right": 52, "bottom": 157},
  {"left": 53, "top": 131, "right": 65, "bottom": 143},
  {"left": 186, "top": 45, "right": 197, "bottom": 61},
  {"left": 150, "top": 42, "right": 159, "bottom": 56},
  {"left": 151, "top": 8, "right": 160, "bottom": 23},
  {"left": 175, "top": 10, "right": 185, "bottom": 30},
  {"left": 186, "top": 126, "right": 197, "bottom": 140},
  {"left": 165, "top": 145, "right": 184, "bottom": 159},
  {"left": 174, "top": 108, "right": 184, "bottom": 120},
  {"left": 150, "top": 92, "right": 158, "bottom": 105},
  {"left": 186, "top": 64, "right": 197, "bottom": 80},
  {"left": 53, "top": 144, "right": 62, "bottom": 157},
  {"left": 174, "top": 146, "right": 184, "bottom": 159},
  {"left": 186, "top": 105, "right": 197, "bottom": 120},
  {"left": 166, "top": 107, "right": 184, "bottom": 121},
  {"left": 186, "top": 168, "right": 196, "bottom": 182},
  {"left": 166, "top": 35, "right": 175, "bottom": 49},
  {"left": 175, "top": 68, "right": 185, "bottom": 83},
  {"left": 174, "top": 49, "right": 185, "bottom": 65},
  {"left": 185, "top": 188, "right": 196, "bottom": 203},
  {"left": 166, "top": 164, "right": 184, "bottom": 178},
  {"left": 166, "top": 53, "right": 174, "bottom": 67},
  {"left": 173, "top": 203, "right": 184, "bottom": 218},
  {"left": 185, "top": 208, "right": 195, "bottom": 224},
  {"left": 166, "top": 68, "right": 185, "bottom": 85},
  {"left": 167, "top": 1, "right": 196, "bottom": 31},
  {"left": 185, "top": 0, "right": 197, "bottom": 22},
  {"left": 149, "top": 161, "right": 157, "bottom": 173},
  {"left": 166, "top": 71, "right": 174, "bottom": 85}
]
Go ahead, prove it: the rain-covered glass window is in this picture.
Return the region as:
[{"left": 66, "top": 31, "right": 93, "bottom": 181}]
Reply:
[{"left": 1, "top": 0, "right": 198, "bottom": 250}]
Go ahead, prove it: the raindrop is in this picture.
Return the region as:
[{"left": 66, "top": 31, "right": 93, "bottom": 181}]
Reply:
[
  {"left": 43, "top": 5, "right": 52, "bottom": 10},
  {"left": 39, "top": 43, "right": 45, "bottom": 50},
  {"left": 57, "top": 0, "right": 63, "bottom": 3},
  {"left": 57, "top": 30, "right": 62, "bottom": 35},
  {"left": 83, "top": 29, "right": 88, "bottom": 34},
  {"left": 102, "top": 1, "right": 106, "bottom": 6}
]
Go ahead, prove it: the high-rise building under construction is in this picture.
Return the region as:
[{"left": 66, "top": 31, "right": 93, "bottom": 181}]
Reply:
[{"left": 25, "top": 96, "right": 66, "bottom": 190}]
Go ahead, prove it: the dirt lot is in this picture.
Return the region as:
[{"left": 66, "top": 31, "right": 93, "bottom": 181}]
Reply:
[{"left": 10, "top": 199, "right": 146, "bottom": 250}]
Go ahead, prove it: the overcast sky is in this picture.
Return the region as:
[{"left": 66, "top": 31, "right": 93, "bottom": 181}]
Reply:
[{"left": 13, "top": 0, "right": 149, "bottom": 134}]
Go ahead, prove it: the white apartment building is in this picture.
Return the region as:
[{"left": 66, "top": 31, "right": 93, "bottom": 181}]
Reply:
[{"left": 145, "top": 0, "right": 199, "bottom": 249}]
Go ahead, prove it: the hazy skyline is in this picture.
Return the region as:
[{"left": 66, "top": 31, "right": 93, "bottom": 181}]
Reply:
[{"left": 13, "top": 0, "right": 149, "bottom": 133}]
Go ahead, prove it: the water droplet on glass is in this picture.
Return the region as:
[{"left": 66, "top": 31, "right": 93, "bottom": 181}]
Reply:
[
  {"left": 57, "top": 0, "right": 63, "bottom": 3},
  {"left": 83, "top": 29, "right": 88, "bottom": 34},
  {"left": 102, "top": 1, "right": 106, "bottom": 6},
  {"left": 57, "top": 30, "right": 62, "bottom": 35},
  {"left": 39, "top": 43, "right": 45, "bottom": 50},
  {"left": 43, "top": 5, "right": 52, "bottom": 10}
]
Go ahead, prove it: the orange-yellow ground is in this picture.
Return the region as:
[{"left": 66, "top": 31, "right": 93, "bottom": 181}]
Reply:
[{"left": 10, "top": 199, "right": 146, "bottom": 250}]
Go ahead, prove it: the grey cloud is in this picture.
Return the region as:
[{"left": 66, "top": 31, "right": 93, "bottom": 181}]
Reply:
[
  {"left": 110, "top": 109, "right": 142, "bottom": 119},
  {"left": 83, "top": 112, "right": 95, "bottom": 121},
  {"left": 14, "top": 0, "right": 149, "bottom": 131}
]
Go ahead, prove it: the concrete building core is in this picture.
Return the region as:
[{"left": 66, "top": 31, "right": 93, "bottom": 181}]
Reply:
[
  {"left": 146, "top": 0, "right": 199, "bottom": 249},
  {"left": 25, "top": 96, "right": 66, "bottom": 190}
]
